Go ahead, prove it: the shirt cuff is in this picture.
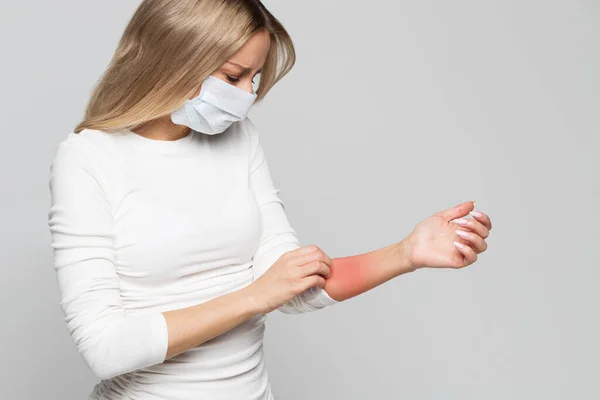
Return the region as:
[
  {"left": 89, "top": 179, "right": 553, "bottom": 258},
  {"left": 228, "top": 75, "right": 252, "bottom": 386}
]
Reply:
[{"left": 303, "top": 286, "right": 339, "bottom": 308}]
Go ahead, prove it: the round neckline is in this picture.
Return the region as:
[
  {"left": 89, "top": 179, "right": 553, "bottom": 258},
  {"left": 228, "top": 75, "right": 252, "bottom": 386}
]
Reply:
[{"left": 123, "top": 128, "right": 196, "bottom": 150}]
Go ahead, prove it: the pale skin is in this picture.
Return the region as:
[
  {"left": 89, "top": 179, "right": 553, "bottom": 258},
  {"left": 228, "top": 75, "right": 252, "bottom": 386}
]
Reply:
[{"left": 132, "top": 28, "right": 493, "bottom": 360}]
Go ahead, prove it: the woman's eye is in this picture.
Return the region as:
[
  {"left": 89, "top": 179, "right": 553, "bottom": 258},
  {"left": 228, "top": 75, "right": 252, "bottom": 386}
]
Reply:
[{"left": 226, "top": 75, "right": 240, "bottom": 83}]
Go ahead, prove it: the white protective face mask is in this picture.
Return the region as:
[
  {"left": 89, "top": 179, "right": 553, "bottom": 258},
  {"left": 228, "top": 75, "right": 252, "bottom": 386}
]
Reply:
[{"left": 171, "top": 75, "right": 257, "bottom": 135}]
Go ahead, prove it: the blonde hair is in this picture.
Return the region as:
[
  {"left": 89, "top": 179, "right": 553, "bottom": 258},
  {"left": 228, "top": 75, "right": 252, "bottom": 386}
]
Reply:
[{"left": 74, "top": 0, "right": 295, "bottom": 133}]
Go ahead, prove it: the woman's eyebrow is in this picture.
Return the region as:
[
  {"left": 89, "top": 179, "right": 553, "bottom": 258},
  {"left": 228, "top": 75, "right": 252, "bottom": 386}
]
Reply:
[{"left": 226, "top": 61, "right": 262, "bottom": 74}]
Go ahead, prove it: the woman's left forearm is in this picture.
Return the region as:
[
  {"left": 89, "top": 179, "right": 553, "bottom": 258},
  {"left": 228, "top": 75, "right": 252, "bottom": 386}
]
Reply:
[
  {"left": 322, "top": 202, "right": 492, "bottom": 302},
  {"left": 323, "top": 238, "right": 417, "bottom": 302}
]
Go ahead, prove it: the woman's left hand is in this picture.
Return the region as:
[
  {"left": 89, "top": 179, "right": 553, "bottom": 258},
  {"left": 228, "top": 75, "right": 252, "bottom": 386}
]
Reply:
[{"left": 406, "top": 201, "right": 492, "bottom": 270}]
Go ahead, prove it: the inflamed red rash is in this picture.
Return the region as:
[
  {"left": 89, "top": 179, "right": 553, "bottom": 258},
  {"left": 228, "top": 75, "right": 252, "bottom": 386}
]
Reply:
[{"left": 323, "top": 245, "right": 408, "bottom": 302}]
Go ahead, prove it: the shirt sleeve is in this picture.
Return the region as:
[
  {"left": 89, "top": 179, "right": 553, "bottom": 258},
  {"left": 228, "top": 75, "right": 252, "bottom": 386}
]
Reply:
[
  {"left": 47, "top": 134, "right": 169, "bottom": 380},
  {"left": 245, "top": 119, "right": 338, "bottom": 314}
]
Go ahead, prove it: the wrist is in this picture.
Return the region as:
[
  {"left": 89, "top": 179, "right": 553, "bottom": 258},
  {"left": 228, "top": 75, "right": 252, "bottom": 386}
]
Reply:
[
  {"left": 393, "top": 237, "right": 419, "bottom": 274},
  {"left": 240, "top": 284, "right": 267, "bottom": 315}
]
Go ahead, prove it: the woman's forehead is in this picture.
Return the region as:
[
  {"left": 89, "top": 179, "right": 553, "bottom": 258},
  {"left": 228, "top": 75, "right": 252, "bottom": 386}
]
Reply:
[{"left": 225, "top": 30, "right": 270, "bottom": 71}]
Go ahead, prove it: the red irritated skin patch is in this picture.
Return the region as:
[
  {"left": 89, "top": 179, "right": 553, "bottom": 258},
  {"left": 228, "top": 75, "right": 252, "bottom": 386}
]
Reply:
[{"left": 323, "top": 244, "right": 411, "bottom": 302}]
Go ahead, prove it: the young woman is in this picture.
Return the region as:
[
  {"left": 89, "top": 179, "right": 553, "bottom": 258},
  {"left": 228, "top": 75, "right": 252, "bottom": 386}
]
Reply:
[{"left": 47, "top": 1, "right": 492, "bottom": 399}]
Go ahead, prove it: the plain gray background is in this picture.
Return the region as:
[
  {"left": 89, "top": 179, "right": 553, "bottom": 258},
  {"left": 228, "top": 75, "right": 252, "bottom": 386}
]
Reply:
[{"left": 1, "top": 0, "right": 598, "bottom": 399}]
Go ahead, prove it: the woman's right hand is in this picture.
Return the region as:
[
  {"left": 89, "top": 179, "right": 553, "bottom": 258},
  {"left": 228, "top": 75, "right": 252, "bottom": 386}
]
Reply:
[{"left": 248, "top": 245, "right": 333, "bottom": 314}]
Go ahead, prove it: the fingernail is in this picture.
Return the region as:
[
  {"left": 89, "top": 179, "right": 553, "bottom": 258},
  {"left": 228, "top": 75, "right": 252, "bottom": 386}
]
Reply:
[
  {"left": 470, "top": 211, "right": 482, "bottom": 218},
  {"left": 454, "top": 218, "right": 469, "bottom": 225},
  {"left": 453, "top": 241, "right": 465, "bottom": 249},
  {"left": 456, "top": 230, "right": 470, "bottom": 238}
]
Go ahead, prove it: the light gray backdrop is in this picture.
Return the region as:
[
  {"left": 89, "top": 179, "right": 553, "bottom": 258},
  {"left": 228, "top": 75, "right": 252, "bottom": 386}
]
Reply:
[{"left": 1, "top": 0, "right": 598, "bottom": 399}]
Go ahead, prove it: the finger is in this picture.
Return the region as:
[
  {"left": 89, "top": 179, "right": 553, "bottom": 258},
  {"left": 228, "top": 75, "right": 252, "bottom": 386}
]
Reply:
[
  {"left": 316, "top": 249, "right": 333, "bottom": 266},
  {"left": 469, "top": 210, "right": 492, "bottom": 230},
  {"left": 302, "top": 275, "right": 326, "bottom": 290},
  {"left": 300, "top": 261, "right": 331, "bottom": 278},
  {"left": 294, "top": 247, "right": 332, "bottom": 267},
  {"left": 311, "top": 261, "right": 331, "bottom": 278},
  {"left": 453, "top": 241, "right": 478, "bottom": 267},
  {"left": 451, "top": 217, "right": 490, "bottom": 239},
  {"left": 455, "top": 229, "right": 487, "bottom": 253},
  {"left": 437, "top": 201, "right": 476, "bottom": 222},
  {"left": 287, "top": 244, "right": 321, "bottom": 258}
]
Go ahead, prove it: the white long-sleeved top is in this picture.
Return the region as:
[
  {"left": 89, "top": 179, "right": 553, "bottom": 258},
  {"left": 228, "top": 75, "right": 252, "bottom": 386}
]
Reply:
[{"left": 47, "top": 118, "right": 338, "bottom": 400}]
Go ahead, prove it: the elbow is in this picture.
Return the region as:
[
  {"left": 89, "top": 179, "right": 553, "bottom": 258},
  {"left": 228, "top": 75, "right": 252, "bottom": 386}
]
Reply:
[
  {"left": 70, "top": 317, "right": 148, "bottom": 380},
  {"left": 78, "top": 335, "right": 131, "bottom": 380},
  {"left": 87, "top": 362, "right": 120, "bottom": 381},
  {"left": 90, "top": 367, "right": 125, "bottom": 382},
  {"left": 69, "top": 312, "right": 168, "bottom": 380},
  {"left": 68, "top": 315, "right": 132, "bottom": 380}
]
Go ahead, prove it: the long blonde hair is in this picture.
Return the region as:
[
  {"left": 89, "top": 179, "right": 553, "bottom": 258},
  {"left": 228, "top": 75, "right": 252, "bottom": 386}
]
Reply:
[{"left": 74, "top": 0, "right": 295, "bottom": 133}]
